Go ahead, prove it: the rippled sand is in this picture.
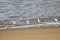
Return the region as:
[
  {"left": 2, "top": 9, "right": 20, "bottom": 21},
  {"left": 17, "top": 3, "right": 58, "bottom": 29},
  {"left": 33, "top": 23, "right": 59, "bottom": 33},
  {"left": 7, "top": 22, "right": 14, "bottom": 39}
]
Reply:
[{"left": 0, "top": 27, "right": 60, "bottom": 40}]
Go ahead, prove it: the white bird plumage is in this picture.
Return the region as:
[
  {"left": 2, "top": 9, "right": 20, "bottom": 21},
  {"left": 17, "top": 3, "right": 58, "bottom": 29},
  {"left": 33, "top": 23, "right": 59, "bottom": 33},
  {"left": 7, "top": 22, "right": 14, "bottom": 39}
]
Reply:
[
  {"left": 13, "top": 21, "right": 16, "bottom": 25},
  {"left": 38, "top": 18, "right": 41, "bottom": 23},
  {"left": 26, "top": 20, "right": 30, "bottom": 24},
  {"left": 55, "top": 18, "right": 58, "bottom": 22}
]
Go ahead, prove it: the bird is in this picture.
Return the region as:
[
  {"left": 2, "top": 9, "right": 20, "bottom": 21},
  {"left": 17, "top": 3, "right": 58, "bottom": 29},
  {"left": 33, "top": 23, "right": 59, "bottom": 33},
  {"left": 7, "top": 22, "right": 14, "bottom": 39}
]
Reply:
[
  {"left": 38, "top": 18, "right": 41, "bottom": 23},
  {"left": 54, "top": 18, "right": 58, "bottom": 22},
  {"left": 13, "top": 21, "right": 16, "bottom": 25},
  {"left": 26, "top": 20, "right": 30, "bottom": 24}
]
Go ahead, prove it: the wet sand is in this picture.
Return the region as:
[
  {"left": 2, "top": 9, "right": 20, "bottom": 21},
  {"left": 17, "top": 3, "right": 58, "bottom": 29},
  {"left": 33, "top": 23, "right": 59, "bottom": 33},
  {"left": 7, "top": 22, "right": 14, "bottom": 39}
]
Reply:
[{"left": 0, "top": 27, "right": 60, "bottom": 40}]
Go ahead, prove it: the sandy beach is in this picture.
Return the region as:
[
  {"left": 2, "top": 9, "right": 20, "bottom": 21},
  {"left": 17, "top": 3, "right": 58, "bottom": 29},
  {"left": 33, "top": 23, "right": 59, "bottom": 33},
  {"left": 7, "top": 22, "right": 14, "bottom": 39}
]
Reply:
[{"left": 0, "top": 27, "right": 60, "bottom": 40}]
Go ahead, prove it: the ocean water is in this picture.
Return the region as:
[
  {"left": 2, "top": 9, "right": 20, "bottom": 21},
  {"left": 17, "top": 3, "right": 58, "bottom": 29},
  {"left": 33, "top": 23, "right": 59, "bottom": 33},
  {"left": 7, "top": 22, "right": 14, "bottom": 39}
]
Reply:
[{"left": 0, "top": 0, "right": 60, "bottom": 21}]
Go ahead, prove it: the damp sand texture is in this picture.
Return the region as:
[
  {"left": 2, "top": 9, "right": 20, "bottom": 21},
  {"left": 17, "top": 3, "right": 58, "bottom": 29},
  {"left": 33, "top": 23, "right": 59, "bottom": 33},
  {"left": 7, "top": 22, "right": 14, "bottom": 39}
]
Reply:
[{"left": 0, "top": 27, "right": 60, "bottom": 40}]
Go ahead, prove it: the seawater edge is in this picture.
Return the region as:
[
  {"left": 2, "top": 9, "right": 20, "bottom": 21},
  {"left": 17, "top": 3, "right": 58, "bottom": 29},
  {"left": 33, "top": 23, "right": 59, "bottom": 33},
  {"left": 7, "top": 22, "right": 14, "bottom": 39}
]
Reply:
[
  {"left": 0, "top": 23, "right": 60, "bottom": 30},
  {"left": 0, "top": 17, "right": 60, "bottom": 30}
]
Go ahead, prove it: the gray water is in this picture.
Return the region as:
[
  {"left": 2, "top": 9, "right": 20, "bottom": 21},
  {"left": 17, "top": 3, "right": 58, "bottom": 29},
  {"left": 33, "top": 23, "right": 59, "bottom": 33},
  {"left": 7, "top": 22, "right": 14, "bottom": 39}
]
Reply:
[{"left": 0, "top": 0, "right": 60, "bottom": 21}]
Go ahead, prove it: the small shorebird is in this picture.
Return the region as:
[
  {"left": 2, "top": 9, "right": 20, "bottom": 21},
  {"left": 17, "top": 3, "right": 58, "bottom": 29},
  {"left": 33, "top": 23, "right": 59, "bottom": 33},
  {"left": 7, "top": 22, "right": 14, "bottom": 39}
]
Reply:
[
  {"left": 13, "top": 21, "right": 16, "bottom": 25},
  {"left": 55, "top": 18, "right": 58, "bottom": 22},
  {"left": 38, "top": 18, "right": 41, "bottom": 23},
  {"left": 26, "top": 20, "right": 30, "bottom": 24}
]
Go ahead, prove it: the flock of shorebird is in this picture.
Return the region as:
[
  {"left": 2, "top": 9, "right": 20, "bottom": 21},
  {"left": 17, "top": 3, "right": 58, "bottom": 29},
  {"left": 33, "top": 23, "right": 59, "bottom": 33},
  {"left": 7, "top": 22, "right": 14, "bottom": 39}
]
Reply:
[
  {"left": 0, "top": 18, "right": 60, "bottom": 29},
  {"left": 12, "top": 18, "right": 42, "bottom": 25},
  {"left": 12, "top": 18, "right": 59, "bottom": 25}
]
